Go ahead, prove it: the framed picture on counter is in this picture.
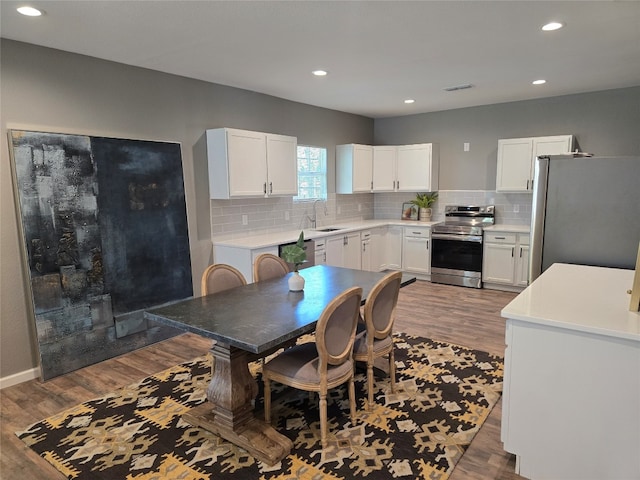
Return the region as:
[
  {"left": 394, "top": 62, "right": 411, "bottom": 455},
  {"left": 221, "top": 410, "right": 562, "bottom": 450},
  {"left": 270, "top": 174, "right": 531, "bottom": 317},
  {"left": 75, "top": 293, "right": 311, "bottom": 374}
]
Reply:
[{"left": 401, "top": 203, "right": 418, "bottom": 220}]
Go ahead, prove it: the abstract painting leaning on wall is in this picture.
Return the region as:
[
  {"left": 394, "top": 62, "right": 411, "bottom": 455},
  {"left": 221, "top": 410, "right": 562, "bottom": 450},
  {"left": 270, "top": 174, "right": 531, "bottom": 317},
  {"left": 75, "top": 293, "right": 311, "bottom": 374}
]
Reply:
[{"left": 9, "top": 130, "right": 192, "bottom": 380}]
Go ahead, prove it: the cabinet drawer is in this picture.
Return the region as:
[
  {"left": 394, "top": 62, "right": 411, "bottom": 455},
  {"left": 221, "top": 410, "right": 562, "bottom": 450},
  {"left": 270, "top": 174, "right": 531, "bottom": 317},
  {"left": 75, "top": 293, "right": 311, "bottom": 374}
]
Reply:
[
  {"left": 403, "top": 226, "right": 430, "bottom": 238},
  {"left": 519, "top": 234, "right": 530, "bottom": 245},
  {"left": 485, "top": 232, "right": 516, "bottom": 244}
]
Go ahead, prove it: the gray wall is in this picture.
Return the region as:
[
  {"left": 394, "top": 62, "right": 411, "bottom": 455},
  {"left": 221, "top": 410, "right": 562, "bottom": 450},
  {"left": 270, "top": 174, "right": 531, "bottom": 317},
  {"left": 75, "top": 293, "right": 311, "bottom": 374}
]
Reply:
[
  {"left": 374, "top": 87, "right": 640, "bottom": 189},
  {"left": 0, "top": 40, "right": 372, "bottom": 379},
  {"left": 2, "top": 38, "right": 639, "bottom": 381}
]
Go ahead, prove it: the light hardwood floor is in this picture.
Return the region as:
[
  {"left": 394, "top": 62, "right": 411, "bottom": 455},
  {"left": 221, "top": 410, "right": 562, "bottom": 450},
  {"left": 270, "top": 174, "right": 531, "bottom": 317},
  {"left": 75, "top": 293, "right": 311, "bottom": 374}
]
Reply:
[{"left": 0, "top": 280, "right": 524, "bottom": 479}]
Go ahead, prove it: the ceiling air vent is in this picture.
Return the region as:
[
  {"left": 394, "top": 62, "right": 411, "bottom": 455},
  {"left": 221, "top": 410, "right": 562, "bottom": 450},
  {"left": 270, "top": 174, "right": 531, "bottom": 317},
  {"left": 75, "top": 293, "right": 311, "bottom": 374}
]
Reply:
[{"left": 444, "top": 84, "right": 474, "bottom": 92}]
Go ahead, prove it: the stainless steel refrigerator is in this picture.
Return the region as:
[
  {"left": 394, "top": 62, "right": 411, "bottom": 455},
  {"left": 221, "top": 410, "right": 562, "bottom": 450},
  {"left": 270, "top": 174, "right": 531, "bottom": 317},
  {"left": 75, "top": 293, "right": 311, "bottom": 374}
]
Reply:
[{"left": 529, "top": 154, "right": 640, "bottom": 283}]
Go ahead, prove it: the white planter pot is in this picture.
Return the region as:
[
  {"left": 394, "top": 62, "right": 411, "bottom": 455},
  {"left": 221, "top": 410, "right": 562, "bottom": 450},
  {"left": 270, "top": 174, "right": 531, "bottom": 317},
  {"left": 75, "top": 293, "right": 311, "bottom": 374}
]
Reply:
[
  {"left": 419, "top": 207, "right": 432, "bottom": 222},
  {"left": 288, "top": 271, "right": 305, "bottom": 291}
]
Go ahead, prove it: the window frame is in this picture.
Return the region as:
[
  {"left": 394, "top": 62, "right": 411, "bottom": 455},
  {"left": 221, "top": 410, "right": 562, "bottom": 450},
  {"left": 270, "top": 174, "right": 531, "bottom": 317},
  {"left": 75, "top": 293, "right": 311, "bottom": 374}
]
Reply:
[{"left": 294, "top": 144, "right": 327, "bottom": 202}]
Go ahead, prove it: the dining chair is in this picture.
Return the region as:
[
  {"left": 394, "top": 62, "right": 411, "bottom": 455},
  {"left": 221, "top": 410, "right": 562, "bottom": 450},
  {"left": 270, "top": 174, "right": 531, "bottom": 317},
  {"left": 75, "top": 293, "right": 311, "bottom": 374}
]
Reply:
[
  {"left": 353, "top": 270, "right": 402, "bottom": 410},
  {"left": 253, "top": 253, "right": 290, "bottom": 282},
  {"left": 262, "top": 286, "right": 363, "bottom": 449},
  {"left": 201, "top": 263, "right": 247, "bottom": 295}
]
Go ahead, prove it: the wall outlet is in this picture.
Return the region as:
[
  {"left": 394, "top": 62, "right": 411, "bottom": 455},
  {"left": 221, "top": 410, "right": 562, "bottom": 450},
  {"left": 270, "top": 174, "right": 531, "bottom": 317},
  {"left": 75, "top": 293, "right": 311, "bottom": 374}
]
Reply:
[
  {"left": 463, "top": 142, "right": 470, "bottom": 152},
  {"left": 242, "top": 214, "right": 248, "bottom": 225},
  {"left": 513, "top": 204, "right": 520, "bottom": 213}
]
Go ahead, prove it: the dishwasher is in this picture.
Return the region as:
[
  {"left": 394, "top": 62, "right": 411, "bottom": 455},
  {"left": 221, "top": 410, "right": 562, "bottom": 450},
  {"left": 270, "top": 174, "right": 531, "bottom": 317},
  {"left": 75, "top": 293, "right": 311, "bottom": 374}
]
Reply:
[{"left": 278, "top": 238, "right": 315, "bottom": 271}]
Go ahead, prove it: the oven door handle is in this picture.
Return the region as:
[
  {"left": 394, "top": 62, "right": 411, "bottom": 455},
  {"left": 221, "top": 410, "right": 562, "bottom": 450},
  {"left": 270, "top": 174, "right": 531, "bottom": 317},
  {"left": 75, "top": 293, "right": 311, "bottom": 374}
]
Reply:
[{"left": 432, "top": 233, "right": 483, "bottom": 243}]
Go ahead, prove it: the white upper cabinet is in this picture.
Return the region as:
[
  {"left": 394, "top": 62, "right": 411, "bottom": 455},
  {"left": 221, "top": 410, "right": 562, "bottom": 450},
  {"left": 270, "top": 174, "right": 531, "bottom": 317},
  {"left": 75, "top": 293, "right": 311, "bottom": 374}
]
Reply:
[
  {"left": 265, "top": 133, "right": 298, "bottom": 196},
  {"left": 372, "top": 145, "right": 397, "bottom": 191},
  {"left": 496, "top": 135, "right": 573, "bottom": 192},
  {"left": 397, "top": 143, "right": 439, "bottom": 192},
  {"left": 372, "top": 143, "right": 439, "bottom": 192},
  {"left": 336, "top": 144, "right": 373, "bottom": 194},
  {"left": 206, "top": 128, "right": 297, "bottom": 199}
]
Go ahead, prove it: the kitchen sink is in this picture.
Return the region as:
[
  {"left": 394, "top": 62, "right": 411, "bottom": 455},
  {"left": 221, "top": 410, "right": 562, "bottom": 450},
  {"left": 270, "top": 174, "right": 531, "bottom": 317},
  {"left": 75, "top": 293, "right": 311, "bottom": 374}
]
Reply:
[{"left": 315, "top": 227, "right": 343, "bottom": 232}]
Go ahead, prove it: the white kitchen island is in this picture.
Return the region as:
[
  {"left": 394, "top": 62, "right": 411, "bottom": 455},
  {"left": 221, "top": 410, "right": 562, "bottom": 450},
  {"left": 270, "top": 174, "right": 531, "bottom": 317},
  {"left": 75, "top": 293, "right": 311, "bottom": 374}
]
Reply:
[{"left": 501, "top": 263, "right": 640, "bottom": 480}]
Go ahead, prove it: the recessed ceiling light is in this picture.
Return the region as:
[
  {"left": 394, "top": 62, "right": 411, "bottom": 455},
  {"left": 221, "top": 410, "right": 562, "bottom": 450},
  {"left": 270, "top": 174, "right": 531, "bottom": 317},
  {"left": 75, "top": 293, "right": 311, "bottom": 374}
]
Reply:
[
  {"left": 542, "top": 22, "right": 564, "bottom": 31},
  {"left": 532, "top": 79, "right": 547, "bottom": 85},
  {"left": 17, "top": 6, "right": 43, "bottom": 16},
  {"left": 404, "top": 99, "right": 415, "bottom": 104},
  {"left": 312, "top": 70, "right": 328, "bottom": 76}
]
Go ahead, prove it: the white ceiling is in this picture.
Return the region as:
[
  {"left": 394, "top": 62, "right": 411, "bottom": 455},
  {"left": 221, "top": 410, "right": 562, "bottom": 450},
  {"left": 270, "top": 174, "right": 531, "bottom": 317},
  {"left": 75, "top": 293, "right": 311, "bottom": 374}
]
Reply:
[{"left": 2, "top": 1, "right": 640, "bottom": 118}]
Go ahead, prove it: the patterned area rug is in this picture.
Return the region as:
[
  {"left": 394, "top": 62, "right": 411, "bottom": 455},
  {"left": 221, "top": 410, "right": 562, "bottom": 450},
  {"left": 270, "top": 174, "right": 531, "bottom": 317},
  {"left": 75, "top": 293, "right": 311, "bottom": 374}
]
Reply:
[{"left": 17, "top": 333, "right": 503, "bottom": 480}]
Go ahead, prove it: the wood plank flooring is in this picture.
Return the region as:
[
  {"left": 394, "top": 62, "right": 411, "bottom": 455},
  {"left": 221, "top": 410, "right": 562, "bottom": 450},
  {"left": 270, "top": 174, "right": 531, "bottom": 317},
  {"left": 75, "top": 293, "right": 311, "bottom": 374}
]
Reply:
[{"left": 0, "top": 280, "right": 524, "bottom": 479}]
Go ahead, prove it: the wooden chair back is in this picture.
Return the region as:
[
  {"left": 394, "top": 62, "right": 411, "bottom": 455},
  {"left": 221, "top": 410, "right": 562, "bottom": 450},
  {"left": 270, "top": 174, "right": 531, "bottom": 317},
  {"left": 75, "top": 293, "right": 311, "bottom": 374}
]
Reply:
[
  {"left": 363, "top": 270, "right": 402, "bottom": 340},
  {"left": 316, "top": 286, "right": 363, "bottom": 369},
  {"left": 201, "top": 264, "right": 247, "bottom": 296},
  {"left": 253, "top": 253, "right": 289, "bottom": 282}
]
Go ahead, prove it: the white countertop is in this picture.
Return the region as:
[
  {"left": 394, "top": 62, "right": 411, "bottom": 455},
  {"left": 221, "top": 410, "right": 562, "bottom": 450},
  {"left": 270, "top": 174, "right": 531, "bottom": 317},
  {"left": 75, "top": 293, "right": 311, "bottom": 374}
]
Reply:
[
  {"left": 484, "top": 224, "right": 530, "bottom": 233},
  {"left": 502, "top": 263, "right": 640, "bottom": 341},
  {"left": 212, "top": 219, "right": 439, "bottom": 249}
]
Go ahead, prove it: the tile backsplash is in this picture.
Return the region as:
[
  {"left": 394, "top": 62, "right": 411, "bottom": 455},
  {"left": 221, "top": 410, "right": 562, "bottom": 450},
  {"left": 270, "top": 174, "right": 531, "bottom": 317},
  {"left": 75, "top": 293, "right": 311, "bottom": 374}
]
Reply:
[{"left": 210, "top": 190, "right": 532, "bottom": 239}]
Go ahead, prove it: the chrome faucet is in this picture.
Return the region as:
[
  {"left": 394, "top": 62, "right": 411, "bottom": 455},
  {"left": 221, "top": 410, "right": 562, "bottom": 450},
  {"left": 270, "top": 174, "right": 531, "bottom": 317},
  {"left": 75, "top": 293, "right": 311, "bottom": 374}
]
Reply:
[{"left": 308, "top": 199, "right": 327, "bottom": 229}]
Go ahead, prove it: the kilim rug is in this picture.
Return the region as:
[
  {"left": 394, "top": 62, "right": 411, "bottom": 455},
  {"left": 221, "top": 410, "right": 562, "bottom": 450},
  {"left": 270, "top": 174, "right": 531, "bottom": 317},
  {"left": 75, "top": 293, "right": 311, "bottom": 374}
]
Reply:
[{"left": 17, "top": 333, "right": 503, "bottom": 480}]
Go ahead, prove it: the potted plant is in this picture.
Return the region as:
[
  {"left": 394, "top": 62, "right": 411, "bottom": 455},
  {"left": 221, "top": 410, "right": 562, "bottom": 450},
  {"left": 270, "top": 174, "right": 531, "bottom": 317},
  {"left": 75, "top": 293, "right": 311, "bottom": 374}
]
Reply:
[
  {"left": 280, "top": 230, "right": 307, "bottom": 291},
  {"left": 410, "top": 192, "right": 438, "bottom": 221}
]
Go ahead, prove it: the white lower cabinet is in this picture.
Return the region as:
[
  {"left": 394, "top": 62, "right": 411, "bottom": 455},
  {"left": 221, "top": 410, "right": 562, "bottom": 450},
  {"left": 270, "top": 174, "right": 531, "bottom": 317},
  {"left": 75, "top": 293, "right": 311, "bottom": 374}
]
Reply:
[
  {"left": 314, "top": 239, "right": 326, "bottom": 266},
  {"left": 401, "top": 226, "right": 430, "bottom": 276},
  {"left": 483, "top": 231, "right": 529, "bottom": 290},
  {"left": 361, "top": 231, "right": 371, "bottom": 271},
  {"left": 326, "top": 232, "right": 361, "bottom": 269},
  {"left": 384, "top": 226, "right": 403, "bottom": 270},
  {"left": 369, "top": 227, "right": 385, "bottom": 271}
]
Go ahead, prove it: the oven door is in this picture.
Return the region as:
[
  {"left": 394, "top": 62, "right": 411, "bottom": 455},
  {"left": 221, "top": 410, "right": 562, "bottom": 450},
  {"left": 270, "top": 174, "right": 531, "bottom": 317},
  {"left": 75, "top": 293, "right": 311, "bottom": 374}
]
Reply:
[{"left": 431, "top": 233, "right": 484, "bottom": 288}]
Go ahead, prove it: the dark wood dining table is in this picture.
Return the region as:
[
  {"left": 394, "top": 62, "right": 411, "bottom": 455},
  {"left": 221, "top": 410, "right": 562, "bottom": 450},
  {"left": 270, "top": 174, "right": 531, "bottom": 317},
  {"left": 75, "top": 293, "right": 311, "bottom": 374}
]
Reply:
[{"left": 144, "top": 265, "right": 416, "bottom": 466}]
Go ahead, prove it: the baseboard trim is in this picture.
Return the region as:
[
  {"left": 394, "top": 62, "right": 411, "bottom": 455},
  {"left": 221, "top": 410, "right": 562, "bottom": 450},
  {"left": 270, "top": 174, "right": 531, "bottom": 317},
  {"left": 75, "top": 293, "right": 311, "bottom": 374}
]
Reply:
[{"left": 0, "top": 366, "right": 40, "bottom": 389}]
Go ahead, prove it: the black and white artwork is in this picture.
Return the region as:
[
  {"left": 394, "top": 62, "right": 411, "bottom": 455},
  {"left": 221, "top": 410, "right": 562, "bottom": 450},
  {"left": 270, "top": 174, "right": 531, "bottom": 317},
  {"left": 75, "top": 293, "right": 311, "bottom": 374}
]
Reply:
[{"left": 9, "top": 130, "right": 192, "bottom": 379}]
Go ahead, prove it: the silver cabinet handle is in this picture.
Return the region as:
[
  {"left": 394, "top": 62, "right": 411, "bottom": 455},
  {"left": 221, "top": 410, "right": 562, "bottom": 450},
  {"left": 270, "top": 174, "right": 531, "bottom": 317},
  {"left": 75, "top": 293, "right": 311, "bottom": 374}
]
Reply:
[
  {"left": 263, "top": 182, "right": 267, "bottom": 194},
  {"left": 269, "top": 182, "right": 273, "bottom": 194}
]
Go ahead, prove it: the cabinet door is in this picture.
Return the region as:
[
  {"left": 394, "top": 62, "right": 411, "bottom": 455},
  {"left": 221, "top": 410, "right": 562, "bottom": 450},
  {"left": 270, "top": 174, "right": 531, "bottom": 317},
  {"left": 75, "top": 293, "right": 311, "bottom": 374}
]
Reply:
[
  {"left": 385, "top": 226, "right": 403, "bottom": 270},
  {"left": 515, "top": 244, "right": 530, "bottom": 287},
  {"left": 336, "top": 144, "right": 373, "bottom": 194},
  {"left": 402, "top": 236, "right": 430, "bottom": 274},
  {"left": 343, "top": 232, "right": 362, "bottom": 270},
  {"left": 496, "top": 138, "right": 534, "bottom": 192},
  {"left": 397, "top": 144, "right": 434, "bottom": 192},
  {"left": 325, "top": 235, "right": 345, "bottom": 267},
  {"left": 265, "top": 134, "right": 298, "bottom": 196},
  {"left": 227, "top": 129, "right": 268, "bottom": 197},
  {"left": 361, "top": 239, "right": 371, "bottom": 271},
  {"left": 352, "top": 145, "right": 374, "bottom": 192},
  {"left": 369, "top": 227, "right": 385, "bottom": 272},
  {"left": 483, "top": 243, "right": 516, "bottom": 284},
  {"left": 533, "top": 135, "right": 573, "bottom": 157},
  {"left": 372, "top": 146, "right": 397, "bottom": 192}
]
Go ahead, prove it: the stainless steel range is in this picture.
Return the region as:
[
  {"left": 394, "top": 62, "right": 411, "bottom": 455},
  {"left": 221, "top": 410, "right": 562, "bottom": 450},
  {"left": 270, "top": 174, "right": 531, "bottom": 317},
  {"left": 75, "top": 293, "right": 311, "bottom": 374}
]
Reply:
[{"left": 431, "top": 205, "right": 495, "bottom": 288}]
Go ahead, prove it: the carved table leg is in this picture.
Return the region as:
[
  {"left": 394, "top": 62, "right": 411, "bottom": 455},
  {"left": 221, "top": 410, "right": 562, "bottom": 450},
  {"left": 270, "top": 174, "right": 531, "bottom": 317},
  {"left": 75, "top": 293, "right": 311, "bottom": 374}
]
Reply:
[{"left": 183, "top": 342, "right": 293, "bottom": 466}]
